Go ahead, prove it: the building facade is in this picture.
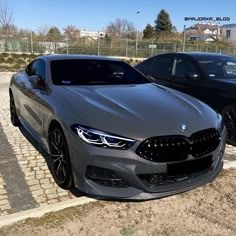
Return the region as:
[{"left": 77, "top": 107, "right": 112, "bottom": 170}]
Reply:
[{"left": 222, "top": 24, "right": 236, "bottom": 42}]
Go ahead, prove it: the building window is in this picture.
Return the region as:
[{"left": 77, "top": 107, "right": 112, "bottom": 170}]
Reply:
[{"left": 226, "top": 30, "right": 231, "bottom": 38}]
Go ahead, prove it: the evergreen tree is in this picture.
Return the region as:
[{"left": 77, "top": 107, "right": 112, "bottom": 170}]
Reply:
[
  {"left": 143, "top": 24, "right": 155, "bottom": 39},
  {"left": 46, "top": 27, "right": 61, "bottom": 53},
  {"left": 47, "top": 27, "right": 61, "bottom": 42},
  {"left": 154, "top": 9, "right": 173, "bottom": 36}
]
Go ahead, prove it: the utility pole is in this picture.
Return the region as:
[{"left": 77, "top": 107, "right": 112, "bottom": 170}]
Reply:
[
  {"left": 182, "top": 25, "right": 186, "bottom": 52},
  {"left": 30, "top": 31, "right": 33, "bottom": 53},
  {"left": 66, "top": 33, "right": 69, "bottom": 54},
  {"left": 135, "top": 10, "right": 140, "bottom": 57}
]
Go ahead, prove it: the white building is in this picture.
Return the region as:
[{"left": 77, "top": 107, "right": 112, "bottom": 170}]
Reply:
[
  {"left": 222, "top": 24, "right": 236, "bottom": 42},
  {"left": 186, "top": 23, "right": 221, "bottom": 41},
  {"left": 80, "top": 30, "right": 105, "bottom": 40}
]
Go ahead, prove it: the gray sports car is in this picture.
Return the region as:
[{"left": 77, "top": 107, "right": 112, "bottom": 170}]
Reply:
[{"left": 9, "top": 54, "right": 226, "bottom": 200}]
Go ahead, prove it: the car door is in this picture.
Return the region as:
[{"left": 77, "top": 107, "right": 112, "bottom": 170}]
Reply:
[
  {"left": 170, "top": 55, "right": 206, "bottom": 99},
  {"left": 136, "top": 54, "right": 174, "bottom": 87},
  {"left": 23, "top": 59, "right": 46, "bottom": 135}
]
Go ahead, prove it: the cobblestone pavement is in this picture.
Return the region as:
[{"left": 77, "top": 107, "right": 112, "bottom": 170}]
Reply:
[{"left": 0, "top": 73, "right": 235, "bottom": 217}]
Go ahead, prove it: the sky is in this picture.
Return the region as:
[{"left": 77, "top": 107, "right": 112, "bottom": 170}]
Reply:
[{"left": 8, "top": 0, "right": 236, "bottom": 33}]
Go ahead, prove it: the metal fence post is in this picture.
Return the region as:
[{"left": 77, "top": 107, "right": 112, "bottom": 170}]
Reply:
[
  {"left": 182, "top": 25, "right": 186, "bottom": 52},
  {"left": 126, "top": 38, "right": 128, "bottom": 57},
  {"left": 97, "top": 31, "right": 100, "bottom": 56}
]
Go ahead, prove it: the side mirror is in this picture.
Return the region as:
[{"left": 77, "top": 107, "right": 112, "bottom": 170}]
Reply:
[{"left": 29, "top": 75, "right": 45, "bottom": 89}]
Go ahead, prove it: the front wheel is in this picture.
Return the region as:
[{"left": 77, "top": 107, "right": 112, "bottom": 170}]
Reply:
[
  {"left": 48, "top": 126, "right": 73, "bottom": 189},
  {"left": 221, "top": 105, "right": 236, "bottom": 146}
]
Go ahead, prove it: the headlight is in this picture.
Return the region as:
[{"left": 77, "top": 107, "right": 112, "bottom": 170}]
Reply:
[{"left": 71, "top": 125, "right": 135, "bottom": 149}]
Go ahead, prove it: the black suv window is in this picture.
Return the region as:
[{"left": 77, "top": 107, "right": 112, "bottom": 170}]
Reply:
[
  {"left": 25, "top": 60, "right": 46, "bottom": 80},
  {"left": 138, "top": 55, "right": 172, "bottom": 80},
  {"left": 151, "top": 56, "right": 172, "bottom": 77},
  {"left": 173, "top": 58, "right": 198, "bottom": 77}
]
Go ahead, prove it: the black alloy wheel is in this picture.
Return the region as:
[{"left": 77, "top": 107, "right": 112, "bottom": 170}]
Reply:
[
  {"left": 221, "top": 105, "right": 236, "bottom": 146},
  {"left": 10, "top": 93, "right": 20, "bottom": 126},
  {"left": 49, "top": 126, "right": 73, "bottom": 189}
]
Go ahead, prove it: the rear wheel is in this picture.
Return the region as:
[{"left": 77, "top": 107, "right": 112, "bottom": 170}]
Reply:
[
  {"left": 48, "top": 126, "right": 73, "bottom": 189},
  {"left": 10, "top": 92, "right": 20, "bottom": 126},
  {"left": 221, "top": 105, "right": 236, "bottom": 146}
]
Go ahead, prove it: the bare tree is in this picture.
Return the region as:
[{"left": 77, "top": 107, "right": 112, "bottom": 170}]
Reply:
[
  {"left": 36, "top": 25, "right": 51, "bottom": 36},
  {"left": 0, "top": 0, "right": 13, "bottom": 35},
  {"left": 106, "top": 18, "right": 136, "bottom": 39},
  {"left": 63, "top": 25, "right": 78, "bottom": 39}
]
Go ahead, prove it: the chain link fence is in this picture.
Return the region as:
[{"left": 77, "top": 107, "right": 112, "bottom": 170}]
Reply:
[{"left": 0, "top": 36, "right": 236, "bottom": 58}]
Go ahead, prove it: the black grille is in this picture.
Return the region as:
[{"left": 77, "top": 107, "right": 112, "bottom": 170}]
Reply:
[{"left": 136, "top": 128, "right": 220, "bottom": 162}]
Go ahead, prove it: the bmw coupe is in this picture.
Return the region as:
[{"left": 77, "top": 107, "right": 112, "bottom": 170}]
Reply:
[{"left": 9, "top": 55, "right": 226, "bottom": 200}]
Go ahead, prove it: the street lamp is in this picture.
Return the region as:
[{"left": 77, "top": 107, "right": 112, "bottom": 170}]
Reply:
[{"left": 135, "top": 10, "right": 140, "bottom": 57}]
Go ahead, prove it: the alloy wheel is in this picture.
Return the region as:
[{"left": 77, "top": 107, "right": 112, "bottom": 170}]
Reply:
[{"left": 49, "top": 127, "right": 73, "bottom": 189}]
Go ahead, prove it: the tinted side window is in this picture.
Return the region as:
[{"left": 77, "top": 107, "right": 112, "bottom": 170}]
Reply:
[
  {"left": 25, "top": 62, "right": 34, "bottom": 76},
  {"left": 173, "top": 58, "right": 198, "bottom": 77},
  {"left": 151, "top": 56, "right": 172, "bottom": 77},
  {"left": 25, "top": 60, "right": 46, "bottom": 80},
  {"left": 135, "top": 59, "right": 153, "bottom": 74},
  {"left": 51, "top": 60, "right": 149, "bottom": 85}
]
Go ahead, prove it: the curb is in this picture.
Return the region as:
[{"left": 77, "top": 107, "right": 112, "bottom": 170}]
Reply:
[
  {"left": 0, "top": 197, "right": 96, "bottom": 228},
  {"left": 0, "top": 162, "right": 235, "bottom": 228}
]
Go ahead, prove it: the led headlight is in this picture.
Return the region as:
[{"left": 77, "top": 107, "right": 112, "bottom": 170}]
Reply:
[{"left": 71, "top": 125, "right": 135, "bottom": 149}]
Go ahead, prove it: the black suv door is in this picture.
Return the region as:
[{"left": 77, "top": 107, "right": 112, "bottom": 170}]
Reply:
[
  {"left": 170, "top": 54, "right": 206, "bottom": 99},
  {"left": 136, "top": 54, "right": 174, "bottom": 87}
]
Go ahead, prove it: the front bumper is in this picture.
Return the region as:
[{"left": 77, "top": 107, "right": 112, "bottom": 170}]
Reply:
[{"left": 66, "top": 127, "right": 226, "bottom": 200}]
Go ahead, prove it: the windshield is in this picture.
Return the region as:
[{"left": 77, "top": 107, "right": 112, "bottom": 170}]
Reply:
[
  {"left": 194, "top": 56, "right": 236, "bottom": 79},
  {"left": 51, "top": 59, "right": 149, "bottom": 85}
]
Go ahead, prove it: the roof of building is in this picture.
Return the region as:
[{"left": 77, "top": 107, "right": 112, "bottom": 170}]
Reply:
[
  {"left": 222, "top": 23, "right": 236, "bottom": 28},
  {"left": 186, "top": 23, "right": 220, "bottom": 31}
]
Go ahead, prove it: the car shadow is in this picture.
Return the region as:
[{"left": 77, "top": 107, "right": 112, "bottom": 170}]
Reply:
[{"left": 18, "top": 125, "right": 84, "bottom": 198}]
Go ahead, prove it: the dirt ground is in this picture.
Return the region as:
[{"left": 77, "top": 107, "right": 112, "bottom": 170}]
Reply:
[{"left": 0, "top": 169, "right": 236, "bottom": 236}]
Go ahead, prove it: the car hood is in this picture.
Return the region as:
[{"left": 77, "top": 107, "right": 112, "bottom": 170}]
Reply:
[{"left": 53, "top": 83, "right": 219, "bottom": 140}]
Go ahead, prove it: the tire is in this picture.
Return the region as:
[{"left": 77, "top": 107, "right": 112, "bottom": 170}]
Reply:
[
  {"left": 221, "top": 105, "right": 236, "bottom": 146},
  {"left": 10, "top": 92, "right": 20, "bottom": 127},
  {"left": 48, "top": 126, "right": 73, "bottom": 189}
]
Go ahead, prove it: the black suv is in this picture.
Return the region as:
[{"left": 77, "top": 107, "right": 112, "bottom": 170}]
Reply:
[{"left": 135, "top": 52, "right": 236, "bottom": 145}]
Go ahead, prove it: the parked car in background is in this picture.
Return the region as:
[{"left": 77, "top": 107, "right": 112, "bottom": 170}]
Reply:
[
  {"left": 9, "top": 54, "right": 226, "bottom": 200},
  {"left": 135, "top": 52, "right": 236, "bottom": 146}
]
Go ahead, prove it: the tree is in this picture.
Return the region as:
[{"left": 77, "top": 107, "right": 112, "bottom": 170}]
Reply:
[
  {"left": 63, "top": 25, "right": 78, "bottom": 42},
  {"left": 143, "top": 24, "right": 155, "bottom": 39},
  {"left": 0, "top": 0, "right": 13, "bottom": 35},
  {"left": 46, "top": 27, "right": 61, "bottom": 53},
  {"left": 154, "top": 9, "right": 173, "bottom": 37},
  {"left": 106, "top": 18, "right": 136, "bottom": 39},
  {"left": 47, "top": 26, "right": 61, "bottom": 41}
]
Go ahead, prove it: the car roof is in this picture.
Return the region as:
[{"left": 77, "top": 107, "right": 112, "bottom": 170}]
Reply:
[
  {"left": 35, "top": 54, "right": 121, "bottom": 62},
  {"left": 176, "top": 52, "right": 232, "bottom": 58},
  {"left": 151, "top": 52, "right": 232, "bottom": 58}
]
